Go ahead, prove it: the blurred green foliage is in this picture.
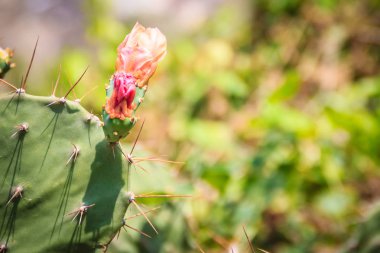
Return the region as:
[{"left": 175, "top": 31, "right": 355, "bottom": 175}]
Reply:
[{"left": 4, "top": 0, "right": 380, "bottom": 252}]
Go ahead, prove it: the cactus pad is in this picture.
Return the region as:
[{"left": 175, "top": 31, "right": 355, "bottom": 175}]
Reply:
[{"left": 0, "top": 94, "right": 131, "bottom": 252}]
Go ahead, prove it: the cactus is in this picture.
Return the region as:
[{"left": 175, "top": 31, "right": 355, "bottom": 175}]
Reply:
[{"left": 0, "top": 23, "right": 183, "bottom": 253}]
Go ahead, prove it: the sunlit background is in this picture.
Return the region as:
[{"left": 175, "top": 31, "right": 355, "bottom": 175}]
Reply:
[{"left": 1, "top": 0, "right": 380, "bottom": 252}]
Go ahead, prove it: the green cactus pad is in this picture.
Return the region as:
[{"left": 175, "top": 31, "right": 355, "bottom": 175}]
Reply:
[{"left": 0, "top": 94, "right": 131, "bottom": 253}]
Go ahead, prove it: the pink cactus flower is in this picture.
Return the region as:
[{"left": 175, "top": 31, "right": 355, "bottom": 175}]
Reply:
[{"left": 105, "top": 23, "right": 167, "bottom": 120}]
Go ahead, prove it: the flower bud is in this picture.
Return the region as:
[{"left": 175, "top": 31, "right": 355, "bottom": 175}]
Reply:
[
  {"left": 115, "top": 22, "right": 167, "bottom": 87},
  {"left": 105, "top": 72, "right": 136, "bottom": 120},
  {"left": 105, "top": 22, "right": 167, "bottom": 120}
]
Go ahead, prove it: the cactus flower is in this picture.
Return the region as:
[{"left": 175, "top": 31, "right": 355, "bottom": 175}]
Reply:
[{"left": 105, "top": 23, "right": 167, "bottom": 120}]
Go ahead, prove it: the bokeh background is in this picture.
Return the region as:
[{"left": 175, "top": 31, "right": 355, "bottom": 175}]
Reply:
[{"left": 1, "top": 0, "right": 380, "bottom": 252}]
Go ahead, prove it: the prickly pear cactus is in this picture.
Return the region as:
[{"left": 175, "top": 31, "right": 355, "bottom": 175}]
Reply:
[
  {"left": 0, "top": 23, "right": 176, "bottom": 253},
  {"left": 0, "top": 94, "right": 129, "bottom": 253}
]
